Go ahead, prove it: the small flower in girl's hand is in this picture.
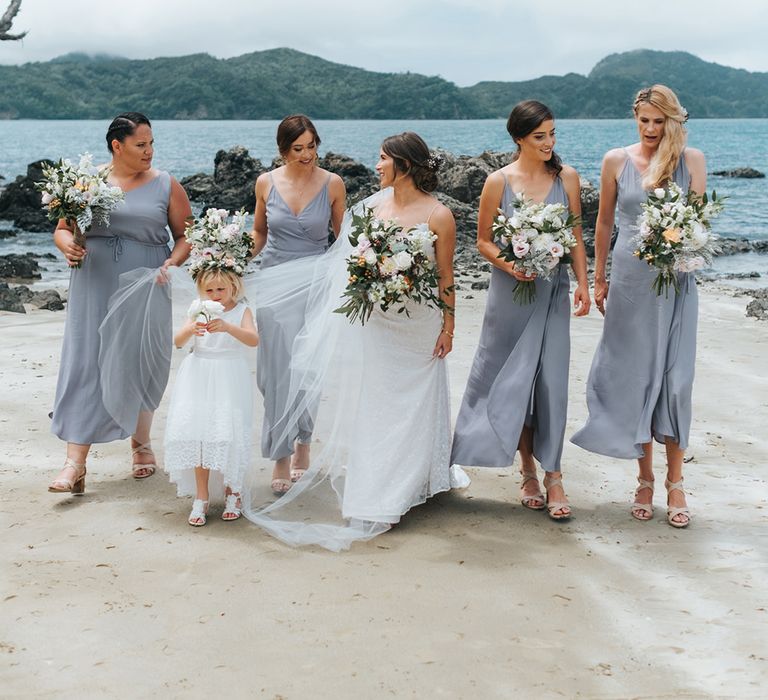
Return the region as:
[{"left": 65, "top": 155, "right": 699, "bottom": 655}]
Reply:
[{"left": 187, "top": 299, "right": 225, "bottom": 323}]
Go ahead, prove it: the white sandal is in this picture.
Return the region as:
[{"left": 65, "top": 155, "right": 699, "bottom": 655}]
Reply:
[
  {"left": 519, "top": 470, "right": 545, "bottom": 510},
  {"left": 48, "top": 457, "right": 87, "bottom": 495},
  {"left": 222, "top": 493, "right": 241, "bottom": 521},
  {"left": 188, "top": 499, "right": 209, "bottom": 527}
]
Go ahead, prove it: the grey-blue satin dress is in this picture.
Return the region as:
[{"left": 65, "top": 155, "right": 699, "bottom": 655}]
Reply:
[
  {"left": 51, "top": 172, "right": 172, "bottom": 444},
  {"left": 451, "top": 176, "right": 572, "bottom": 471},
  {"left": 571, "top": 152, "right": 695, "bottom": 458},
  {"left": 256, "top": 174, "right": 332, "bottom": 460}
]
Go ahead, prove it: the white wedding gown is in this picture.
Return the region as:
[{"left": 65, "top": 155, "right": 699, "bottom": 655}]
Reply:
[{"left": 242, "top": 189, "right": 468, "bottom": 550}]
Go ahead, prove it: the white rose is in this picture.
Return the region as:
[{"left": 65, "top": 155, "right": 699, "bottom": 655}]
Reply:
[
  {"left": 41, "top": 192, "right": 54, "bottom": 204},
  {"left": 393, "top": 251, "right": 413, "bottom": 271},
  {"left": 363, "top": 248, "right": 377, "bottom": 265},
  {"left": 513, "top": 241, "right": 530, "bottom": 258},
  {"left": 688, "top": 222, "right": 709, "bottom": 249},
  {"left": 379, "top": 256, "right": 398, "bottom": 276},
  {"left": 549, "top": 242, "right": 565, "bottom": 258},
  {"left": 654, "top": 188, "right": 666, "bottom": 199}
]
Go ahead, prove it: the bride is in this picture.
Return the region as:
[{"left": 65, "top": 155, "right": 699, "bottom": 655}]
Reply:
[{"left": 243, "top": 131, "right": 468, "bottom": 550}]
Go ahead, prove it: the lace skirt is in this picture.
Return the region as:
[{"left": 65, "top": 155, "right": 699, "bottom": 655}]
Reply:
[{"left": 163, "top": 352, "right": 253, "bottom": 498}]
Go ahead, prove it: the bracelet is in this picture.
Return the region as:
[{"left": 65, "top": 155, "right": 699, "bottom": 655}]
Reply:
[{"left": 441, "top": 328, "right": 454, "bottom": 338}]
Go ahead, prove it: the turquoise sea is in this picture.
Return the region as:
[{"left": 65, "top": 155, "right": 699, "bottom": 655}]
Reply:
[{"left": 2, "top": 119, "right": 767, "bottom": 284}]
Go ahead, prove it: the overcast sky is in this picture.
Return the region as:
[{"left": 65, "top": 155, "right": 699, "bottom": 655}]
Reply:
[{"left": 2, "top": 0, "right": 766, "bottom": 85}]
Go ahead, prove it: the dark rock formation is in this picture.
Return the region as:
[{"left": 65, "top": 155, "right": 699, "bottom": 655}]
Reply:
[
  {"left": 710, "top": 168, "right": 765, "bottom": 179},
  {"left": 318, "top": 152, "right": 378, "bottom": 201},
  {"left": 716, "top": 238, "right": 768, "bottom": 256},
  {"left": 0, "top": 160, "right": 54, "bottom": 231},
  {"left": 0, "top": 252, "right": 41, "bottom": 279},
  {"left": 180, "top": 146, "right": 267, "bottom": 212},
  {"left": 0, "top": 282, "right": 65, "bottom": 313},
  {"left": 435, "top": 150, "right": 512, "bottom": 205}
]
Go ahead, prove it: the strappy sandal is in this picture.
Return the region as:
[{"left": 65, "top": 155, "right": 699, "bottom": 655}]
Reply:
[
  {"left": 519, "top": 469, "right": 545, "bottom": 510},
  {"left": 271, "top": 479, "right": 292, "bottom": 497},
  {"left": 631, "top": 477, "right": 655, "bottom": 521},
  {"left": 665, "top": 478, "right": 691, "bottom": 528},
  {"left": 290, "top": 467, "right": 308, "bottom": 483},
  {"left": 131, "top": 441, "right": 157, "bottom": 479},
  {"left": 543, "top": 473, "right": 571, "bottom": 521},
  {"left": 48, "top": 457, "right": 87, "bottom": 495},
  {"left": 188, "top": 499, "right": 209, "bottom": 527},
  {"left": 222, "top": 493, "right": 242, "bottom": 521}
]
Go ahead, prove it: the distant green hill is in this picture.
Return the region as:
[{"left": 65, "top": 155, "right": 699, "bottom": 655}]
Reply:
[{"left": 0, "top": 48, "right": 765, "bottom": 119}]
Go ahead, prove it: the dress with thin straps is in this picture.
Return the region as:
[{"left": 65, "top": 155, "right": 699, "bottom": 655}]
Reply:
[
  {"left": 572, "top": 151, "right": 696, "bottom": 458},
  {"left": 451, "top": 175, "right": 572, "bottom": 470},
  {"left": 255, "top": 174, "right": 333, "bottom": 460}
]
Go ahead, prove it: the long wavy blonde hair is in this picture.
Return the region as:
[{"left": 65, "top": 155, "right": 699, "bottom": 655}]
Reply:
[{"left": 633, "top": 84, "right": 688, "bottom": 189}]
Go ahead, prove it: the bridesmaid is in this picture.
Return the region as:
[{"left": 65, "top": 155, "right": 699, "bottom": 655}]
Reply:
[
  {"left": 251, "top": 115, "right": 346, "bottom": 495},
  {"left": 451, "top": 100, "right": 590, "bottom": 520},
  {"left": 48, "top": 112, "right": 192, "bottom": 493},
  {"left": 572, "top": 85, "right": 705, "bottom": 528}
]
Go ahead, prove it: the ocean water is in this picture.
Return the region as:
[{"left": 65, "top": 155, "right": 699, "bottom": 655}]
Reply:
[{"left": 1, "top": 119, "right": 767, "bottom": 285}]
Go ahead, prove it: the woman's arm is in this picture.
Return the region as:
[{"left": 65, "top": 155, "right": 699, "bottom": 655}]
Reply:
[
  {"left": 53, "top": 219, "right": 85, "bottom": 267},
  {"left": 476, "top": 170, "right": 533, "bottom": 281},
  {"left": 164, "top": 177, "right": 193, "bottom": 268},
  {"left": 328, "top": 173, "right": 347, "bottom": 238},
  {"left": 593, "top": 149, "right": 623, "bottom": 315},
  {"left": 560, "top": 165, "right": 591, "bottom": 317},
  {"left": 250, "top": 173, "right": 270, "bottom": 257},
  {"left": 432, "top": 204, "right": 456, "bottom": 359},
  {"left": 684, "top": 147, "right": 707, "bottom": 196},
  {"left": 205, "top": 307, "right": 259, "bottom": 347}
]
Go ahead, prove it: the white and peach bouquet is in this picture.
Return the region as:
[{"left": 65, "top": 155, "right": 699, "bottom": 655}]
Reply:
[
  {"left": 334, "top": 205, "right": 449, "bottom": 325},
  {"left": 634, "top": 183, "right": 725, "bottom": 296},
  {"left": 36, "top": 153, "right": 125, "bottom": 268},
  {"left": 184, "top": 208, "right": 252, "bottom": 279},
  {"left": 493, "top": 193, "right": 579, "bottom": 304}
]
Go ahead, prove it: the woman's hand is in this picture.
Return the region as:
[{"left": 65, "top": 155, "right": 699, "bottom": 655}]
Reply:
[
  {"left": 573, "top": 282, "right": 591, "bottom": 317},
  {"left": 594, "top": 278, "right": 609, "bottom": 316},
  {"left": 54, "top": 228, "right": 86, "bottom": 267},
  {"left": 506, "top": 260, "right": 536, "bottom": 282},
  {"left": 433, "top": 329, "right": 453, "bottom": 358}
]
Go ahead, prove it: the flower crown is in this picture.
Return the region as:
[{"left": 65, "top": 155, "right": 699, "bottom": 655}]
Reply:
[{"left": 184, "top": 208, "right": 253, "bottom": 279}]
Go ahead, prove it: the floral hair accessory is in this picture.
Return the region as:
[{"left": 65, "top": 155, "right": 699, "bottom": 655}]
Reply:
[
  {"left": 184, "top": 208, "right": 253, "bottom": 279},
  {"left": 426, "top": 153, "right": 444, "bottom": 172}
]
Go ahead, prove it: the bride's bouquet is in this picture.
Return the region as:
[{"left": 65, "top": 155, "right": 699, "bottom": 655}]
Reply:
[
  {"left": 633, "top": 183, "right": 725, "bottom": 296},
  {"left": 36, "top": 153, "right": 125, "bottom": 268},
  {"left": 493, "top": 193, "right": 579, "bottom": 304},
  {"left": 184, "top": 208, "right": 253, "bottom": 279},
  {"left": 334, "top": 205, "right": 449, "bottom": 325}
]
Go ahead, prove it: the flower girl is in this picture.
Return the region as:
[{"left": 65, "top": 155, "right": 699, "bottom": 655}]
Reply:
[{"left": 163, "top": 212, "right": 259, "bottom": 526}]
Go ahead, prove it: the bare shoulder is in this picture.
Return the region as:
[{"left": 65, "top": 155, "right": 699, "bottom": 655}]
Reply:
[
  {"left": 429, "top": 200, "right": 456, "bottom": 229},
  {"left": 559, "top": 164, "right": 580, "bottom": 187},
  {"left": 482, "top": 168, "right": 507, "bottom": 194},
  {"left": 323, "top": 170, "right": 346, "bottom": 193},
  {"left": 683, "top": 147, "right": 706, "bottom": 168}
]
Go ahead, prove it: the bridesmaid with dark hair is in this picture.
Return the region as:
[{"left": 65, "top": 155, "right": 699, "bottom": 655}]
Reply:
[
  {"left": 48, "top": 112, "right": 192, "bottom": 494},
  {"left": 451, "top": 100, "right": 590, "bottom": 520},
  {"left": 250, "top": 114, "right": 347, "bottom": 495}
]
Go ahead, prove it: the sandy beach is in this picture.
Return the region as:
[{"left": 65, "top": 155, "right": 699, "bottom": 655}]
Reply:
[{"left": 1, "top": 282, "right": 766, "bottom": 699}]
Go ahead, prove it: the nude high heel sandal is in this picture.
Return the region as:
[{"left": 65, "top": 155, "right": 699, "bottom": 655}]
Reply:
[
  {"left": 48, "top": 458, "right": 87, "bottom": 495},
  {"left": 665, "top": 478, "right": 691, "bottom": 528}
]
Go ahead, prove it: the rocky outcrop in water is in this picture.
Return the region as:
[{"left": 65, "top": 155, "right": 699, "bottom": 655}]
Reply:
[
  {"left": 711, "top": 168, "right": 765, "bottom": 179},
  {"left": 0, "top": 160, "right": 53, "bottom": 232},
  {"left": 0, "top": 252, "right": 43, "bottom": 279}
]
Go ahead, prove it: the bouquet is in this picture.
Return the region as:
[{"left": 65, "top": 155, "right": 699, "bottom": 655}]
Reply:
[
  {"left": 187, "top": 299, "right": 225, "bottom": 324},
  {"left": 36, "top": 153, "right": 125, "bottom": 268},
  {"left": 492, "top": 193, "right": 580, "bottom": 304},
  {"left": 334, "top": 205, "right": 450, "bottom": 325},
  {"left": 634, "top": 183, "right": 725, "bottom": 296},
  {"left": 184, "top": 208, "right": 253, "bottom": 279}
]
